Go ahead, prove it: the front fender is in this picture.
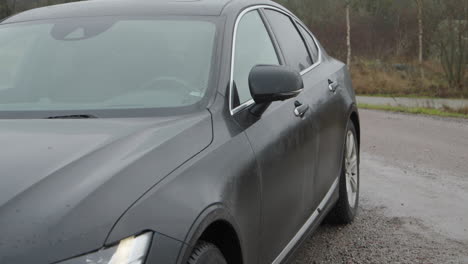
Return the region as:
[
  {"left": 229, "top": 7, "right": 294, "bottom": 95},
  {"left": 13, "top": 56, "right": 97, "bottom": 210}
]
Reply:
[{"left": 106, "top": 125, "right": 261, "bottom": 264}]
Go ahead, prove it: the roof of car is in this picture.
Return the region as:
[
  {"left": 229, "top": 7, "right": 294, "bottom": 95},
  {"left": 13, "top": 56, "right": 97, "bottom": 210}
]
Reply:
[{"left": 2, "top": 0, "right": 280, "bottom": 24}]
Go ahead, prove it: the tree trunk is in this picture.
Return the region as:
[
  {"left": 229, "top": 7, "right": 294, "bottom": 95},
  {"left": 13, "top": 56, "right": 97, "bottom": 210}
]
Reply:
[
  {"left": 395, "top": 13, "right": 401, "bottom": 57},
  {"left": 346, "top": 3, "right": 351, "bottom": 69},
  {"left": 0, "top": 0, "right": 11, "bottom": 17},
  {"left": 416, "top": 0, "right": 424, "bottom": 79}
]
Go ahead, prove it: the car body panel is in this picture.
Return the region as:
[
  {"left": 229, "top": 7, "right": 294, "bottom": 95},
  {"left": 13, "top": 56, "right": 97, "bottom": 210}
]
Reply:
[
  {"left": 0, "top": 113, "right": 212, "bottom": 263},
  {"left": 2, "top": 0, "right": 231, "bottom": 25},
  {"left": 296, "top": 64, "right": 330, "bottom": 217},
  {"left": 108, "top": 97, "right": 262, "bottom": 264},
  {"left": 307, "top": 60, "right": 351, "bottom": 206},
  {"left": 235, "top": 99, "right": 318, "bottom": 263},
  {"left": 145, "top": 233, "right": 186, "bottom": 264},
  {"left": 0, "top": 1, "right": 359, "bottom": 263}
]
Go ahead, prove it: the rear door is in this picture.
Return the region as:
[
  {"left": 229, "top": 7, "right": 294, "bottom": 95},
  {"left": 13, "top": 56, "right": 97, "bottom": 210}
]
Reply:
[
  {"left": 228, "top": 9, "right": 318, "bottom": 263},
  {"left": 296, "top": 22, "right": 350, "bottom": 202}
]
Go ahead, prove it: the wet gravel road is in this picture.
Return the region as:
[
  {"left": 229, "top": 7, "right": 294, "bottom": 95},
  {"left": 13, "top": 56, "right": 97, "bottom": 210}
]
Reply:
[{"left": 292, "top": 109, "right": 468, "bottom": 263}]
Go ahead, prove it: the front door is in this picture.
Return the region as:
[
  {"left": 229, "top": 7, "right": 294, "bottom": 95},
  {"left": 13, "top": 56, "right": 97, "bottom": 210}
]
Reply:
[{"left": 228, "top": 9, "right": 317, "bottom": 263}]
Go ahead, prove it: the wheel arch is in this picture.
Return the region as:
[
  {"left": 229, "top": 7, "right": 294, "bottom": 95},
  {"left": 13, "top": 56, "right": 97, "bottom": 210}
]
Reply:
[
  {"left": 349, "top": 105, "right": 361, "bottom": 147},
  {"left": 179, "top": 204, "right": 244, "bottom": 264}
]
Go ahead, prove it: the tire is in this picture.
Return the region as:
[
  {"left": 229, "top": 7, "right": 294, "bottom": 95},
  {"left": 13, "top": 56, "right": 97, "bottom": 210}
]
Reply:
[
  {"left": 187, "top": 241, "right": 227, "bottom": 264},
  {"left": 327, "top": 121, "right": 360, "bottom": 224}
]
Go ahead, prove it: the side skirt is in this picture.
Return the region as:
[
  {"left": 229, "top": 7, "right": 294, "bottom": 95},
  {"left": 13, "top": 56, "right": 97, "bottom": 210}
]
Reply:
[{"left": 271, "top": 177, "right": 340, "bottom": 264}]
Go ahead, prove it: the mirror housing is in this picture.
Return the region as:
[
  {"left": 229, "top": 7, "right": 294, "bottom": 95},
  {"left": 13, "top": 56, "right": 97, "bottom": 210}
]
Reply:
[{"left": 249, "top": 65, "right": 304, "bottom": 105}]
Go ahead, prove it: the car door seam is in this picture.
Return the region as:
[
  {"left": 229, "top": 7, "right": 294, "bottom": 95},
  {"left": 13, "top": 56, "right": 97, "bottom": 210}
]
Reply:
[{"left": 241, "top": 131, "right": 265, "bottom": 264}]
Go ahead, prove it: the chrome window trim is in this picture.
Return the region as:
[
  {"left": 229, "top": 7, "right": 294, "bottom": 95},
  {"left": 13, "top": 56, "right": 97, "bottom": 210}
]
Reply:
[
  {"left": 271, "top": 177, "right": 339, "bottom": 264},
  {"left": 296, "top": 21, "right": 323, "bottom": 75},
  {"left": 229, "top": 5, "right": 323, "bottom": 116},
  {"left": 229, "top": 6, "right": 273, "bottom": 115}
]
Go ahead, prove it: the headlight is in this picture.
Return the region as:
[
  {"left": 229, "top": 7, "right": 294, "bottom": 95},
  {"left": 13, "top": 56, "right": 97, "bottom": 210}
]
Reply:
[{"left": 59, "top": 232, "right": 153, "bottom": 264}]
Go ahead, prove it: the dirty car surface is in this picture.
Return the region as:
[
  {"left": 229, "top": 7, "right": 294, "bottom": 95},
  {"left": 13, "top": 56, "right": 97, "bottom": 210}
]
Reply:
[{"left": 0, "top": 0, "right": 360, "bottom": 263}]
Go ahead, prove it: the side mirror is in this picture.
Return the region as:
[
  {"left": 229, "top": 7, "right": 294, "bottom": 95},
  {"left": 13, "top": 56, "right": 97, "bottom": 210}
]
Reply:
[{"left": 249, "top": 65, "right": 304, "bottom": 105}]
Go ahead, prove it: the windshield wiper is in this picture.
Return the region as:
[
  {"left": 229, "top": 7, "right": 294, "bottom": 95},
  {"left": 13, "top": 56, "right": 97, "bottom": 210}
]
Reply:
[{"left": 46, "top": 114, "right": 97, "bottom": 119}]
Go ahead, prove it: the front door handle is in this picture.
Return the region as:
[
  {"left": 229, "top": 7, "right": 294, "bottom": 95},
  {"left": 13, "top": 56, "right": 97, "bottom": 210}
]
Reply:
[
  {"left": 294, "top": 101, "right": 310, "bottom": 117},
  {"left": 328, "top": 80, "right": 339, "bottom": 93}
]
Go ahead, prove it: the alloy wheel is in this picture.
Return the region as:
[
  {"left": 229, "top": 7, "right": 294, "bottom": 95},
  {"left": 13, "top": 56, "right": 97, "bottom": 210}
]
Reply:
[{"left": 345, "top": 130, "right": 358, "bottom": 208}]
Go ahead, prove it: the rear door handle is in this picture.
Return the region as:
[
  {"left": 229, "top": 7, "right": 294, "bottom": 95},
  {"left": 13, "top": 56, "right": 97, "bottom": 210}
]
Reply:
[
  {"left": 328, "top": 80, "right": 339, "bottom": 93},
  {"left": 294, "top": 101, "right": 310, "bottom": 117}
]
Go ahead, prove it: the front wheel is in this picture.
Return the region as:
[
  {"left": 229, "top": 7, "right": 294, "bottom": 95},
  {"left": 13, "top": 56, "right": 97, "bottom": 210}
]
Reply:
[
  {"left": 187, "top": 242, "right": 227, "bottom": 264},
  {"left": 327, "top": 121, "right": 360, "bottom": 224}
]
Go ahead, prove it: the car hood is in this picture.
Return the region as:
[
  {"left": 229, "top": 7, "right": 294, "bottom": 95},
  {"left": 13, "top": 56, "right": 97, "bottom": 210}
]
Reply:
[{"left": 0, "top": 111, "right": 212, "bottom": 264}]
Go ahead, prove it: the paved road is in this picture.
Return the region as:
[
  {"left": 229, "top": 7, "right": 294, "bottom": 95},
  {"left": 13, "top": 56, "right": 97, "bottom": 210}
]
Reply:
[
  {"left": 356, "top": 96, "right": 468, "bottom": 110},
  {"left": 293, "top": 109, "right": 468, "bottom": 263}
]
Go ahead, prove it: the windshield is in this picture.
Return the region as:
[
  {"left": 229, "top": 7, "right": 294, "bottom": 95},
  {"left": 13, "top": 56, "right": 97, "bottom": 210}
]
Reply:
[{"left": 0, "top": 17, "right": 217, "bottom": 117}]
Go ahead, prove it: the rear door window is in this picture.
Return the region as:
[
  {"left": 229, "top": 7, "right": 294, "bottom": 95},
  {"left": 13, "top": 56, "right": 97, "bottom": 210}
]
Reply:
[
  {"left": 297, "top": 24, "right": 320, "bottom": 64},
  {"left": 263, "top": 9, "right": 312, "bottom": 72}
]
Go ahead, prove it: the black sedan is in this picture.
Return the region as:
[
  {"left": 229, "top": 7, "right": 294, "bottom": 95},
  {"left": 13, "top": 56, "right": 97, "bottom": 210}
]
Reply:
[{"left": 0, "top": 0, "right": 360, "bottom": 263}]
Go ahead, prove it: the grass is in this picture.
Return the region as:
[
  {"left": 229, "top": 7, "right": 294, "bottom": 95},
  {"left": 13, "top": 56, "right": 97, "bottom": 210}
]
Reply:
[
  {"left": 358, "top": 103, "right": 468, "bottom": 119},
  {"left": 356, "top": 94, "right": 463, "bottom": 100},
  {"left": 351, "top": 59, "right": 468, "bottom": 99}
]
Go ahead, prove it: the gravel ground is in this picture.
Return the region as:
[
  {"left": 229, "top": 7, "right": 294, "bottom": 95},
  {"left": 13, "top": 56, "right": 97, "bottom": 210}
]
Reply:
[
  {"left": 292, "top": 200, "right": 468, "bottom": 264},
  {"left": 291, "top": 110, "right": 468, "bottom": 264}
]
